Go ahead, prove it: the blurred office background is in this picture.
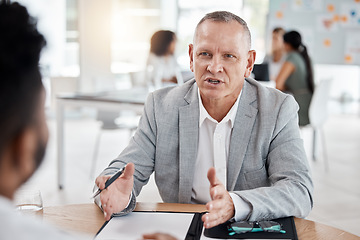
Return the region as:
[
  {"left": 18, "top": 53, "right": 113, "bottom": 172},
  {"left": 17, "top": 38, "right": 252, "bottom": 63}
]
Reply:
[{"left": 15, "top": 0, "right": 360, "bottom": 236}]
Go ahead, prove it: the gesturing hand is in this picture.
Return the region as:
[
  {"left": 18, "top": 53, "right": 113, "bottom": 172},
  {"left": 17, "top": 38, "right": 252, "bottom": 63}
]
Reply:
[
  {"left": 95, "top": 162, "right": 135, "bottom": 221},
  {"left": 202, "top": 167, "right": 235, "bottom": 229},
  {"left": 142, "top": 232, "right": 178, "bottom": 240}
]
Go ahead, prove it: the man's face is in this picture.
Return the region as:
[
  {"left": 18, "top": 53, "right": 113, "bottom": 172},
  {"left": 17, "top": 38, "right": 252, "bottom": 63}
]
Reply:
[{"left": 189, "top": 20, "right": 255, "bottom": 102}]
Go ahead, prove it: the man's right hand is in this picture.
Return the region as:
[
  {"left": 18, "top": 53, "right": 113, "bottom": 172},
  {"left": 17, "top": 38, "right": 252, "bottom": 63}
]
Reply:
[{"left": 95, "top": 162, "right": 135, "bottom": 221}]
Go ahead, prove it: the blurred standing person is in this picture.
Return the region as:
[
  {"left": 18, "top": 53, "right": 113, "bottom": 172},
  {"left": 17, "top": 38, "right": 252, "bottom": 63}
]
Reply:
[
  {"left": 263, "top": 27, "right": 286, "bottom": 82},
  {"left": 146, "top": 30, "right": 183, "bottom": 90},
  {"left": 275, "top": 30, "right": 314, "bottom": 126}
]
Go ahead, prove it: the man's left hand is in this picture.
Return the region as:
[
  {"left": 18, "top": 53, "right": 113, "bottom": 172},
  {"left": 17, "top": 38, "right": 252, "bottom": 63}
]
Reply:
[{"left": 202, "top": 167, "right": 235, "bottom": 229}]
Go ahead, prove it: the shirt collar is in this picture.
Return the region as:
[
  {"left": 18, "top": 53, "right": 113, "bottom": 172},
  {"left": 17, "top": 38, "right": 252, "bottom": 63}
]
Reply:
[{"left": 198, "top": 88, "right": 241, "bottom": 128}]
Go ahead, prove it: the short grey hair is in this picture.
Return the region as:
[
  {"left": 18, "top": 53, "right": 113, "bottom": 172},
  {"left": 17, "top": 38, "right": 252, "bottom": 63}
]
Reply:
[{"left": 195, "top": 11, "right": 251, "bottom": 49}]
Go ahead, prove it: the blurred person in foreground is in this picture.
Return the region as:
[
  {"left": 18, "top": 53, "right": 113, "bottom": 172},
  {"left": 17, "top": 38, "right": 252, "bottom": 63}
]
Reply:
[
  {"left": 263, "top": 27, "right": 286, "bottom": 82},
  {"left": 146, "top": 30, "right": 184, "bottom": 90},
  {"left": 0, "top": 1, "right": 86, "bottom": 239},
  {"left": 95, "top": 11, "right": 313, "bottom": 231},
  {"left": 275, "top": 30, "right": 314, "bottom": 126}
]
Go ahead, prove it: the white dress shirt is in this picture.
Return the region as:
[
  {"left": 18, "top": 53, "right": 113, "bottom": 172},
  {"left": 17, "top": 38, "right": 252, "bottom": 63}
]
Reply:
[
  {"left": 0, "top": 196, "right": 88, "bottom": 240},
  {"left": 191, "top": 89, "right": 251, "bottom": 221}
]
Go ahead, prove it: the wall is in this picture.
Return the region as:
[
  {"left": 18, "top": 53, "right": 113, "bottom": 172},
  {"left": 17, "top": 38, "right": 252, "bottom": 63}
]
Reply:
[
  {"left": 268, "top": 0, "right": 360, "bottom": 108},
  {"left": 268, "top": 0, "right": 360, "bottom": 65}
]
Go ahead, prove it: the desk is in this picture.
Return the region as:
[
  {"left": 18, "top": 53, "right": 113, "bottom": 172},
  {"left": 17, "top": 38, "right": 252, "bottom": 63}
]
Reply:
[
  {"left": 43, "top": 203, "right": 360, "bottom": 240},
  {"left": 56, "top": 89, "right": 149, "bottom": 189}
]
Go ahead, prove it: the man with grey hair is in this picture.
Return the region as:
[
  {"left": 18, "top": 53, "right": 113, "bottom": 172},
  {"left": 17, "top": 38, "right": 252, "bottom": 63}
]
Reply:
[{"left": 95, "top": 10, "right": 313, "bottom": 229}]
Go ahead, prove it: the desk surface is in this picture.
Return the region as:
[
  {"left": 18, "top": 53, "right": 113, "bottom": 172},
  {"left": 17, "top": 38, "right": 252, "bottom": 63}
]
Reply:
[
  {"left": 43, "top": 203, "right": 359, "bottom": 240},
  {"left": 57, "top": 88, "right": 149, "bottom": 105}
]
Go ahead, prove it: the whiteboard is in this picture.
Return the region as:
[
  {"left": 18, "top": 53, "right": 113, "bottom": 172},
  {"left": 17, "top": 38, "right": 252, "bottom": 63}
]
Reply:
[{"left": 267, "top": 0, "right": 360, "bottom": 65}]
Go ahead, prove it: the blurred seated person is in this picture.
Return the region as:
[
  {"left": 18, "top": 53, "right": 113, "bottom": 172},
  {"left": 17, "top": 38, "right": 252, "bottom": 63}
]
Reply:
[
  {"left": 263, "top": 27, "right": 286, "bottom": 82},
  {"left": 146, "top": 30, "right": 183, "bottom": 90},
  {"left": 0, "top": 2, "right": 85, "bottom": 239},
  {"left": 275, "top": 30, "right": 314, "bottom": 126}
]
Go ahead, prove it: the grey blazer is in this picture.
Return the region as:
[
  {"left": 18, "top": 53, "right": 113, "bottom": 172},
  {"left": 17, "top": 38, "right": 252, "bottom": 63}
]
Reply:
[{"left": 100, "top": 78, "right": 313, "bottom": 221}]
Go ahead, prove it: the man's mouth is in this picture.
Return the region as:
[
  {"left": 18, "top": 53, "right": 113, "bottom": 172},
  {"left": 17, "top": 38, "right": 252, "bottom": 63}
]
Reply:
[{"left": 206, "top": 78, "right": 221, "bottom": 84}]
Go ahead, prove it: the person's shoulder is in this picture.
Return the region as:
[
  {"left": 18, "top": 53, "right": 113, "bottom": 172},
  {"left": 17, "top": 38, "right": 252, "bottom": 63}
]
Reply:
[
  {"left": 245, "top": 78, "right": 295, "bottom": 109},
  {"left": 245, "top": 77, "right": 285, "bottom": 97},
  {"left": 286, "top": 51, "right": 302, "bottom": 62},
  {"left": 152, "top": 78, "right": 196, "bottom": 100},
  {"left": 147, "top": 53, "right": 162, "bottom": 65},
  {"left": 151, "top": 79, "right": 197, "bottom": 107}
]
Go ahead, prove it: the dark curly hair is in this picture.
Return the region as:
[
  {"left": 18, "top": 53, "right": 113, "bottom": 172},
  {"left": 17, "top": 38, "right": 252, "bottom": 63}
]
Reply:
[
  {"left": 0, "top": 1, "right": 46, "bottom": 158},
  {"left": 150, "top": 30, "right": 175, "bottom": 56}
]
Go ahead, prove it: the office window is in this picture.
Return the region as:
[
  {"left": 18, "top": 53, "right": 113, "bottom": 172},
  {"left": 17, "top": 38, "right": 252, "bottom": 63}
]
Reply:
[
  {"left": 64, "top": 0, "right": 80, "bottom": 76},
  {"left": 16, "top": 0, "right": 79, "bottom": 77},
  {"left": 176, "top": 0, "right": 243, "bottom": 69},
  {"left": 243, "top": 0, "right": 269, "bottom": 63},
  {"left": 176, "top": 0, "right": 269, "bottom": 68},
  {"left": 111, "top": 0, "right": 161, "bottom": 74}
]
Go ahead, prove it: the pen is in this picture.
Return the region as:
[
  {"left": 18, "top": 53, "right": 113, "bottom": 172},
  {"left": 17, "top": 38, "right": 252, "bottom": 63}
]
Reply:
[{"left": 92, "top": 166, "right": 126, "bottom": 199}]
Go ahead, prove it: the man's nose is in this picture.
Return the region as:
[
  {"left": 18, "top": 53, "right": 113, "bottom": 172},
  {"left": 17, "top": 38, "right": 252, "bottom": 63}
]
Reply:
[{"left": 206, "top": 56, "right": 224, "bottom": 73}]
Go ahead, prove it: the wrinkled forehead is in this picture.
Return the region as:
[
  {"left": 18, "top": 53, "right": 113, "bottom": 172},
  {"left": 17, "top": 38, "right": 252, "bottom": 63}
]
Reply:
[{"left": 193, "top": 20, "right": 251, "bottom": 51}]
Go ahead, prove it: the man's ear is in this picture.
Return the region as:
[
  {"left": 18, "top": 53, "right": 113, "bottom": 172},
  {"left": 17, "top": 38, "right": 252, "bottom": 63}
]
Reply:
[
  {"left": 244, "top": 50, "right": 256, "bottom": 78},
  {"left": 189, "top": 44, "right": 194, "bottom": 72},
  {"left": 11, "top": 128, "right": 36, "bottom": 178}
]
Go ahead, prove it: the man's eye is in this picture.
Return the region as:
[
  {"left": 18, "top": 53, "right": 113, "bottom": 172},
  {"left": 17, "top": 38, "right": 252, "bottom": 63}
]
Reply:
[
  {"left": 200, "top": 52, "right": 210, "bottom": 56},
  {"left": 225, "top": 54, "right": 234, "bottom": 58}
]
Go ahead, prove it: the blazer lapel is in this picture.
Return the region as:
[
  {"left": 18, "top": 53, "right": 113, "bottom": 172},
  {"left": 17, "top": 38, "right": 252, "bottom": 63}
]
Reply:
[
  {"left": 227, "top": 80, "right": 258, "bottom": 190},
  {"left": 178, "top": 82, "right": 199, "bottom": 203}
]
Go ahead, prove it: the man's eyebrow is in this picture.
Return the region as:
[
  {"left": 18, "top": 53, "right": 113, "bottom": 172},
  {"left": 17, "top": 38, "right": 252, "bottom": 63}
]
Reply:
[{"left": 195, "top": 47, "right": 211, "bottom": 52}]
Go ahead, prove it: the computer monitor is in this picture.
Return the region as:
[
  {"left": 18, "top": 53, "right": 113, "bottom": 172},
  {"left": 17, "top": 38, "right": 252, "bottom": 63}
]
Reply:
[{"left": 252, "top": 63, "right": 270, "bottom": 82}]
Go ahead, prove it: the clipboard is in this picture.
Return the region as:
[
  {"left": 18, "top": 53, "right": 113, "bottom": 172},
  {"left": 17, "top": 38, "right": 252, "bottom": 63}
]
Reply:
[
  {"left": 95, "top": 211, "right": 205, "bottom": 240},
  {"left": 204, "top": 217, "right": 298, "bottom": 240}
]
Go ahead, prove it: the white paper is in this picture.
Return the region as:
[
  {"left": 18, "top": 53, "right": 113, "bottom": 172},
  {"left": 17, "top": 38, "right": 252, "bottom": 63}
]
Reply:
[{"left": 95, "top": 212, "right": 194, "bottom": 240}]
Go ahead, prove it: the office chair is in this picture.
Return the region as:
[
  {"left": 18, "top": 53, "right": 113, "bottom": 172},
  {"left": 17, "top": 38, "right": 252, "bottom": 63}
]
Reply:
[
  {"left": 90, "top": 110, "right": 139, "bottom": 179},
  {"left": 308, "top": 78, "right": 333, "bottom": 171}
]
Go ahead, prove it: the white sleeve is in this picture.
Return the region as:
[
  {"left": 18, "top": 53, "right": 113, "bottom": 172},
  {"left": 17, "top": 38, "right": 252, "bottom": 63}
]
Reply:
[{"left": 229, "top": 192, "right": 251, "bottom": 221}]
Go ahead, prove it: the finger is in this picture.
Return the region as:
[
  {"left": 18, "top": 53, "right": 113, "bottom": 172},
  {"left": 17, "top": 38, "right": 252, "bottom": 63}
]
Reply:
[
  {"left": 202, "top": 208, "right": 225, "bottom": 229},
  {"left": 95, "top": 176, "right": 102, "bottom": 188},
  {"left": 142, "top": 233, "right": 177, "bottom": 240},
  {"left": 202, "top": 212, "right": 220, "bottom": 229},
  {"left": 207, "top": 167, "right": 221, "bottom": 188},
  {"left": 207, "top": 198, "right": 226, "bottom": 211},
  {"left": 121, "top": 162, "right": 135, "bottom": 180},
  {"left": 204, "top": 198, "right": 235, "bottom": 228},
  {"left": 102, "top": 204, "right": 110, "bottom": 220},
  {"left": 142, "top": 233, "right": 156, "bottom": 239},
  {"left": 99, "top": 188, "right": 109, "bottom": 204},
  {"left": 102, "top": 202, "right": 115, "bottom": 221},
  {"left": 202, "top": 213, "right": 222, "bottom": 229},
  {"left": 209, "top": 184, "right": 227, "bottom": 200},
  {"left": 142, "top": 233, "right": 159, "bottom": 239},
  {"left": 95, "top": 175, "right": 111, "bottom": 189},
  {"left": 104, "top": 209, "right": 112, "bottom": 221}
]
